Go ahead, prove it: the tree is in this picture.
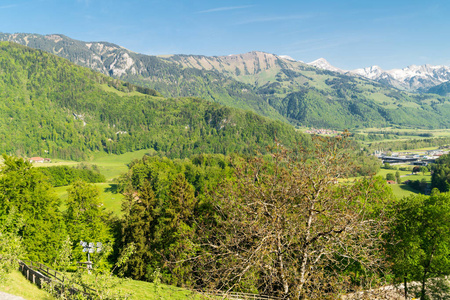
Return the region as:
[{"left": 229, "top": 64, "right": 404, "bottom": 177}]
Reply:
[
  {"left": 0, "top": 208, "right": 23, "bottom": 283},
  {"left": 386, "top": 190, "right": 450, "bottom": 300},
  {"left": 194, "top": 136, "right": 393, "bottom": 299},
  {"left": 121, "top": 182, "right": 158, "bottom": 280},
  {"left": 431, "top": 154, "right": 450, "bottom": 192},
  {"left": 64, "top": 180, "right": 112, "bottom": 263},
  {"left": 154, "top": 173, "right": 198, "bottom": 286},
  {"left": 386, "top": 172, "right": 396, "bottom": 181},
  {"left": 0, "top": 154, "right": 65, "bottom": 263},
  {"left": 395, "top": 171, "right": 401, "bottom": 183},
  {"left": 419, "top": 166, "right": 428, "bottom": 176}
]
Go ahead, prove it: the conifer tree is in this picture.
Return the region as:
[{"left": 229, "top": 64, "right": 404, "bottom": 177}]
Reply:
[
  {"left": 121, "top": 182, "right": 158, "bottom": 280},
  {"left": 156, "top": 173, "right": 197, "bottom": 285}
]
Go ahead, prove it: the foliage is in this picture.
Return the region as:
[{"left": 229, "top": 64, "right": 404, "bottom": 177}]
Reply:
[
  {"left": 385, "top": 190, "right": 450, "bottom": 299},
  {"left": 46, "top": 237, "right": 136, "bottom": 300},
  {"left": 38, "top": 165, "right": 105, "bottom": 186},
  {"left": 431, "top": 154, "right": 450, "bottom": 192},
  {"left": 119, "top": 154, "right": 235, "bottom": 284},
  {"left": 386, "top": 173, "right": 395, "bottom": 181},
  {"left": 64, "top": 180, "right": 113, "bottom": 265},
  {"left": 0, "top": 154, "right": 65, "bottom": 263},
  {"left": 0, "top": 42, "right": 308, "bottom": 161},
  {"left": 0, "top": 208, "right": 23, "bottom": 283},
  {"left": 192, "top": 136, "right": 393, "bottom": 299}
]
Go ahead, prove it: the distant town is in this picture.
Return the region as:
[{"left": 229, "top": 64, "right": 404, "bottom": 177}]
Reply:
[
  {"left": 374, "top": 147, "right": 450, "bottom": 165},
  {"left": 304, "top": 128, "right": 340, "bottom": 135}
]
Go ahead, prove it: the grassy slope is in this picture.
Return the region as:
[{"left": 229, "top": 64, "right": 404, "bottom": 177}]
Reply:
[
  {"left": 49, "top": 149, "right": 157, "bottom": 215},
  {"left": 0, "top": 270, "right": 52, "bottom": 300},
  {"left": 0, "top": 270, "right": 206, "bottom": 300}
]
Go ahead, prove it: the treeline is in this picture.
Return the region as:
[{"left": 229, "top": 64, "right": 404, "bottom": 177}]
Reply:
[
  {"left": 0, "top": 42, "right": 307, "bottom": 161},
  {"left": 367, "top": 137, "right": 450, "bottom": 152},
  {"left": 37, "top": 165, "right": 105, "bottom": 187},
  {"left": 2, "top": 139, "right": 450, "bottom": 298},
  {"left": 0, "top": 154, "right": 111, "bottom": 265},
  {"left": 113, "top": 139, "right": 450, "bottom": 299},
  {"left": 432, "top": 153, "right": 450, "bottom": 192},
  {"left": 352, "top": 131, "right": 434, "bottom": 142}
]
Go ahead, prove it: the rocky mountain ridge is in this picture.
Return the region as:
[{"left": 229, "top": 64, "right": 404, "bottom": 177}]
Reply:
[
  {"left": 2, "top": 32, "right": 450, "bottom": 130},
  {"left": 307, "top": 57, "right": 450, "bottom": 91}
]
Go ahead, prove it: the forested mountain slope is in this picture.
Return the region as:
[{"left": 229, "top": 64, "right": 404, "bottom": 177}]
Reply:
[
  {"left": 166, "top": 52, "right": 450, "bottom": 129},
  {"left": 0, "top": 42, "right": 308, "bottom": 160},
  {"left": 2, "top": 33, "right": 450, "bottom": 129},
  {"left": 0, "top": 33, "right": 285, "bottom": 122}
]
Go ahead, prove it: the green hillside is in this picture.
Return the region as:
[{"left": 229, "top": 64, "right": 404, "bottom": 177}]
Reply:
[
  {"left": 426, "top": 81, "right": 450, "bottom": 96},
  {"left": 0, "top": 33, "right": 287, "bottom": 123},
  {"left": 166, "top": 52, "right": 450, "bottom": 129},
  {"left": 3, "top": 33, "right": 450, "bottom": 130},
  {"left": 0, "top": 42, "right": 308, "bottom": 160}
]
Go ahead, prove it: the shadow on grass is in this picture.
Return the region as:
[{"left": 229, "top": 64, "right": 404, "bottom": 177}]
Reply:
[
  {"left": 104, "top": 184, "right": 119, "bottom": 194},
  {"left": 397, "top": 183, "right": 421, "bottom": 194}
]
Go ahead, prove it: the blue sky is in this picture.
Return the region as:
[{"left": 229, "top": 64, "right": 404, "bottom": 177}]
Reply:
[{"left": 0, "top": 0, "right": 449, "bottom": 69}]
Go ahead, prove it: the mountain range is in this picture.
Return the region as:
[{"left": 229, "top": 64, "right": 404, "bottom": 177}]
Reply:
[
  {"left": 0, "top": 41, "right": 306, "bottom": 160},
  {"left": 1, "top": 32, "right": 450, "bottom": 129},
  {"left": 307, "top": 58, "right": 450, "bottom": 92}
]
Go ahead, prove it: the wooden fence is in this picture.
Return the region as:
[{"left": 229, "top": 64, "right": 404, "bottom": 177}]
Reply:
[
  {"left": 219, "top": 292, "right": 283, "bottom": 299},
  {"left": 19, "top": 260, "right": 282, "bottom": 300},
  {"left": 18, "top": 260, "right": 93, "bottom": 299},
  {"left": 196, "top": 290, "right": 283, "bottom": 300}
]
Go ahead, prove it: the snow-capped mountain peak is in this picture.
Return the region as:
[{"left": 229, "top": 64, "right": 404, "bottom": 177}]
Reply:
[
  {"left": 279, "top": 55, "right": 296, "bottom": 61},
  {"left": 350, "top": 64, "right": 450, "bottom": 90},
  {"left": 352, "top": 65, "right": 384, "bottom": 80},
  {"left": 307, "top": 58, "right": 345, "bottom": 73}
]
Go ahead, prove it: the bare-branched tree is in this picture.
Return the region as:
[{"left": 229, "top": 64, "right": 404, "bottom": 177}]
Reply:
[{"left": 193, "top": 135, "right": 392, "bottom": 299}]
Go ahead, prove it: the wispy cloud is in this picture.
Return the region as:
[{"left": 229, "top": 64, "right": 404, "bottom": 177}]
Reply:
[
  {"left": 0, "top": 4, "right": 17, "bottom": 9},
  {"left": 197, "top": 5, "right": 253, "bottom": 14},
  {"left": 236, "top": 14, "right": 313, "bottom": 25}
]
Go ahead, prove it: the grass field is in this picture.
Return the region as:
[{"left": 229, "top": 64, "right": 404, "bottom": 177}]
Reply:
[
  {"left": 54, "top": 183, "right": 124, "bottom": 215},
  {"left": 0, "top": 269, "right": 207, "bottom": 300},
  {"left": 46, "top": 149, "right": 156, "bottom": 216},
  {"left": 388, "top": 184, "right": 418, "bottom": 198},
  {"left": 0, "top": 270, "right": 52, "bottom": 300},
  {"left": 88, "top": 148, "right": 156, "bottom": 180}
]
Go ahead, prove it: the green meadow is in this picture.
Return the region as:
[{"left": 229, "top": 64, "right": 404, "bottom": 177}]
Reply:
[{"left": 46, "top": 149, "right": 156, "bottom": 216}]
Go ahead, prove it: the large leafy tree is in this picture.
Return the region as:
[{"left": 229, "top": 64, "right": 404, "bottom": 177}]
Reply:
[
  {"left": 0, "top": 154, "right": 65, "bottom": 263},
  {"left": 431, "top": 154, "right": 450, "bottom": 192},
  {"left": 118, "top": 154, "right": 234, "bottom": 283},
  {"left": 64, "top": 180, "right": 112, "bottom": 262},
  {"left": 386, "top": 190, "right": 450, "bottom": 300},
  {"left": 193, "top": 136, "right": 392, "bottom": 299}
]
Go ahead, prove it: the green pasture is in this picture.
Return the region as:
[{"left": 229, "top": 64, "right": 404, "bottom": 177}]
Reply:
[
  {"left": 48, "top": 148, "right": 157, "bottom": 216},
  {"left": 54, "top": 183, "right": 124, "bottom": 216},
  {"left": 89, "top": 148, "right": 156, "bottom": 180},
  {"left": 117, "top": 278, "right": 205, "bottom": 300},
  {"left": 0, "top": 269, "right": 207, "bottom": 300},
  {"left": 0, "top": 270, "right": 52, "bottom": 300}
]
